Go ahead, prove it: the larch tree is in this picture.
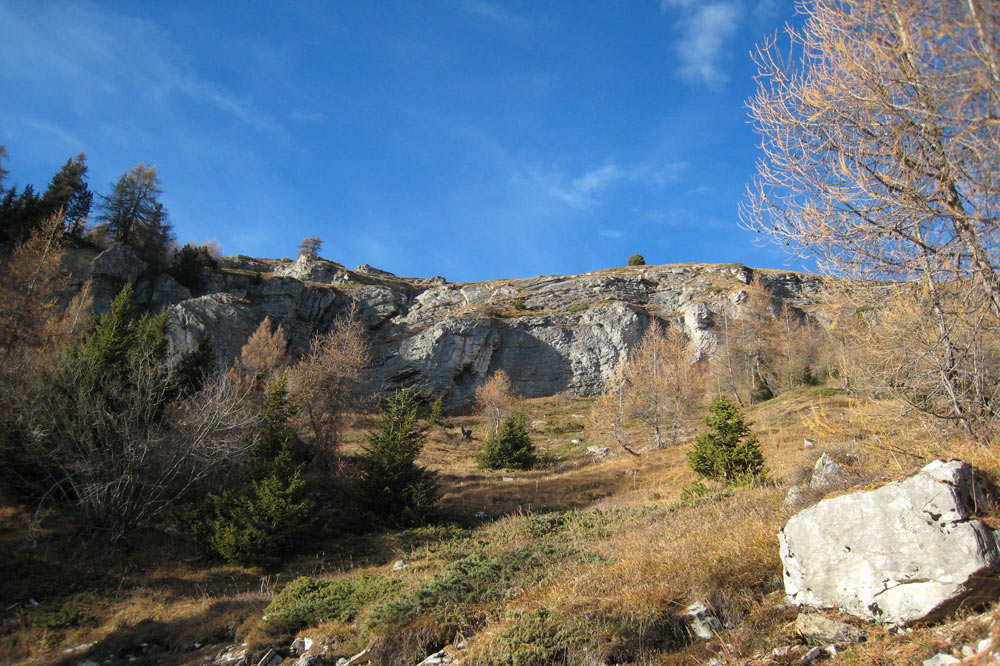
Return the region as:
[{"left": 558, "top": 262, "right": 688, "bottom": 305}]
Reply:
[
  {"left": 229, "top": 316, "right": 291, "bottom": 396},
  {"left": 475, "top": 369, "right": 520, "bottom": 434},
  {"left": 286, "top": 310, "right": 369, "bottom": 466},
  {"left": 97, "top": 164, "right": 174, "bottom": 268},
  {"left": 741, "top": 0, "right": 1000, "bottom": 438},
  {"left": 621, "top": 320, "right": 706, "bottom": 449}
]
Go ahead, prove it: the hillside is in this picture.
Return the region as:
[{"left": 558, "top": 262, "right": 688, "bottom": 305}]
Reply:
[
  {"left": 71, "top": 244, "right": 826, "bottom": 407},
  {"left": 3, "top": 387, "right": 998, "bottom": 666}
]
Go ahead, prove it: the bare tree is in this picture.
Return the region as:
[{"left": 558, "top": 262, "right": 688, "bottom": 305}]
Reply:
[
  {"left": 742, "top": 0, "right": 1000, "bottom": 439},
  {"left": 298, "top": 236, "right": 323, "bottom": 259},
  {"left": 475, "top": 369, "right": 520, "bottom": 434},
  {"left": 286, "top": 310, "right": 369, "bottom": 466}
]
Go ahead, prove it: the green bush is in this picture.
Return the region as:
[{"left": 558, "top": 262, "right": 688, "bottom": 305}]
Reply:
[
  {"left": 475, "top": 413, "right": 540, "bottom": 470},
  {"left": 686, "top": 395, "right": 767, "bottom": 484},
  {"left": 567, "top": 303, "right": 588, "bottom": 313},
  {"left": 358, "top": 388, "right": 439, "bottom": 526},
  {"left": 628, "top": 253, "right": 646, "bottom": 266},
  {"left": 264, "top": 574, "right": 403, "bottom": 636},
  {"left": 197, "top": 377, "right": 310, "bottom": 569},
  {"left": 427, "top": 395, "right": 448, "bottom": 429}
]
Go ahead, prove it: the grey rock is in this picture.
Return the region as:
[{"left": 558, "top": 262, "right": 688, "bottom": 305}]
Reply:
[
  {"left": 780, "top": 460, "right": 1000, "bottom": 626},
  {"left": 795, "top": 612, "right": 865, "bottom": 645},
  {"left": 784, "top": 485, "right": 807, "bottom": 509},
  {"left": 798, "top": 646, "right": 822, "bottom": 664},
  {"left": 257, "top": 649, "right": 282, "bottom": 666},
  {"left": 415, "top": 650, "right": 451, "bottom": 665},
  {"left": 290, "top": 637, "right": 313, "bottom": 654},
  {"left": 809, "top": 453, "right": 846, "bottom": 489},
  {"left": 145, "top": 260, "right": 827, "bottom": 407},
  {"left": 923, "top": 654, "right": 960, "bottom": 666},
  {"left": 587, "top": 446, "right": 611, "bottom": 458},
  {"left": 89, "top": 243, "right": 147, "bottom": 284},
  {"left": 357, "top": 263, "right": 395, "bottom": 277},
  {"left": 150, "top": 274, "right": 192, "bottom": 311},
  {"left": 392, "top": 560, "right": 409, "bottom": 571},
  {"left": 682, "top": 602, "right": 722, "bottom": 640}
]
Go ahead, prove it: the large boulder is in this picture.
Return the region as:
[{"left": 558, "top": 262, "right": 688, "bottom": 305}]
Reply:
[{"left": 779, "top": 460, "right": 1000, "bottom": 626}]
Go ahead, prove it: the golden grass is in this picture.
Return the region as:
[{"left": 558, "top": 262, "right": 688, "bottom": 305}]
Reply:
[{"left": 4, "top": 387, "right": 996, "bottom": 666}]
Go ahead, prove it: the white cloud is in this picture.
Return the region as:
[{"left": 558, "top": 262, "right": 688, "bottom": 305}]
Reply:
[
  {"left": 599, "top": 229, "right": 624, "bottom": 240},
  {"left": 0, "top": 3, "right": 284, "bottom": 137},
  {"left": 459, "top": 0, "right": 536, "bottom": 31},
  {"left": 516, "top": 160, "right": 688, "bottom": 209},
  {"left": 661, "top": 1, "right": 744, "bottom": 89}
]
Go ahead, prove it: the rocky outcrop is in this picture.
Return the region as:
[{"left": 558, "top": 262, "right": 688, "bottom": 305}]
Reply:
[
  {"left": 779, "top": 460, "right": 1000, "bottom": 626},
  {"left": 73, "top": 248, "right": 827, "bottom": 406}
]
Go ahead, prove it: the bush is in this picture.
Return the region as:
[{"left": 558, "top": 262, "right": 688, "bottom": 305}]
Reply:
[
  {"left": 358, "top": 388, "right": 439, "bottom": 526},
  {"left": 628, "top": 254, "right": 646, "bottom": 266},
  {"left": 264, "top": 574, "right": 402, "bottom": 636},
  {"left": 427, "top": 395, "right": 448, "bottom": 429},
  {"left": 476, "top": 414, "right": 540, "bottom": 470},
  {"left": 686, "top": 395, "right": 767, "bottom": 484}
]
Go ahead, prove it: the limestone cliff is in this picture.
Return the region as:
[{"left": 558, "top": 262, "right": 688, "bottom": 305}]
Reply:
[{"left": 71, "top": 245, "right": 827, "bottom": 407}]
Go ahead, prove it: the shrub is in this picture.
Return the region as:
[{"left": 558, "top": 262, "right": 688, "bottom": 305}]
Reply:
[
  {"left": 512, "top": 299, "right": 526, "bottom": 311},
  {"left": 686, "top": 395, "right": 767, "bottom": 484},
  {"left": 628, "top": 253, "right": 646, "bottom": 266},
  {"left": 263, "top": 574, "right": 402, "bottom": 636},
  {"left": 475, "top": 413, "right": 540, "bottom": 470},
  {"left": 358, "top": 388, "right": 439, "bottom": 526},
  {"left": 568, "top": 303, "right": 588, "bottom": 313}
]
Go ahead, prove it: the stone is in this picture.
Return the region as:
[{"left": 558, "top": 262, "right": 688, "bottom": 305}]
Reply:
[
  {"left": 803, "top": 438, "right": 815, "bottom": 449},
  {"left": 150, "top": 273, "right": 192, "bottom": 311},
  {"left": 415, "top": 650, "right": 452, "bottom": 665},
  {"left": 780, "top": 460, "right": 1000, "bottom": 626},
  {"left": 798, "top": 646, "right": 822, "bottom": 664},
  {"left": 89, "top": 243, "right": 147, "bottom": 284},
  {"left": 392, "top": 560, "right": 409, "bottom": 571},
  {"left": 587, "top": 446, "right": 611, "bottom": 458},
  {"left": 347, "top": 648, "right": 370, "bottom": 665},
  {"left": 794, "top": 612, "right": 865, "bottom": 645},
  {"left": 783, "top": 485, "right": 807, "bottom": 509},
  {"left": 809, "top": 452, "right": 846, "bottom": 489},
  {"left": 682, "top": 602, "right": 722, "bottom": 640},
  {"left": 256, "top": 649, "right": 282, "bottom": 666},
  {"left": 923, "top": 654, "right": 960, "bottom": 666},
  {"left": 104, "top": 257, "right": 828, "bottom": 408},
  {"left": 290, "top": 637, "right": 313, "bottom": 654}
]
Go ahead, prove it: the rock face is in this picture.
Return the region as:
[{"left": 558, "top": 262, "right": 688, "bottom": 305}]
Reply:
[
  {"left": 73, "top": 248, "right": 827, "bottom": 407},
  {"left": 780, "top": 460, "right": 1000, "bottom": 626}
]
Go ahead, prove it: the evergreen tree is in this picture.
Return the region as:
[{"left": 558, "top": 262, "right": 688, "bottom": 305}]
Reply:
[
  {"left": 687, "top": 395, "right": 767, "bottom": 484},
  {"left": 202, "top": 375, "right": 310, "bottom": 569},
  {"left": 97, "top": 164, "right": 174, "bottom": 268},
  {"left": 0, "top": 184, "right": 44, "bottom": 244},
  {"left": 358, "top": 388, "right": 438, "bottom": 525},
  {"left": 475, "top": 413, "right": 539, "bottom": 470},
  {"left": 41, "top": 153, "right": 92, "bottom": 238}
]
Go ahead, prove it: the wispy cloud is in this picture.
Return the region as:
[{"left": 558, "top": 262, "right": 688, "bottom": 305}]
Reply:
[
  {"left": 660, "top": 0, "right": 743, "bottom": 89},
  {"left": 458, "top": 0, "right": 537, "bottom": 31},
  {"left": 517, "top": 160, "right": 688, "bottom": 208},
  {"left": 599, "top": 229, "right": 624, "bottom": 240},
  {"left": 0, "top": 3, "right": 284, "bottom": 138}
]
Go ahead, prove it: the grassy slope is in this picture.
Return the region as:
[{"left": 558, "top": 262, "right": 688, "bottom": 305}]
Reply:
[{"left": 3, "top": 389, "right": 999, "bottom": 666}]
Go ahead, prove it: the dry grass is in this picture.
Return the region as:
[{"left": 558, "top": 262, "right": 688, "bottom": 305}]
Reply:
[{"left": 4, "top": 387, "right": 997, "bottom": 665}]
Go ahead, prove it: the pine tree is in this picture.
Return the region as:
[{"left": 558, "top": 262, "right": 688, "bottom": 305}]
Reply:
[
  {"left": 687, "top": 395, "right": 767, "bottom": 484},
  {"left": 475, "top": 413, "right": 539, "bottom": 470},
  {"left": 41, "top": 153, "right": 92, "bottom": 237},
  {"left": 358, "top": 388, "right": 438, "bottom": 525}
]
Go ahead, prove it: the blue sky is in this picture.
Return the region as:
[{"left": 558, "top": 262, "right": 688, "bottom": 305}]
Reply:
[{"left": 0, "top": 0, "right": 807, "bottom": 282}]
